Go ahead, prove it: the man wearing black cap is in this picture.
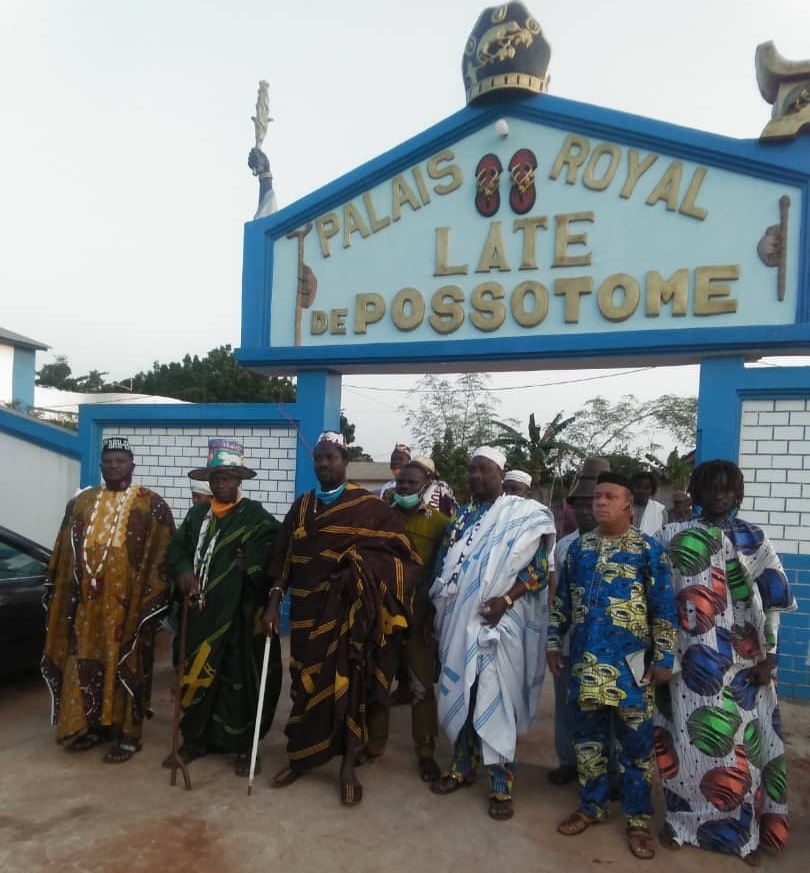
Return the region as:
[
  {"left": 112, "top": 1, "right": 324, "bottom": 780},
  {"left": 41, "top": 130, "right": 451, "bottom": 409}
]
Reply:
[
  {"left": 547, "top": 471, "right": 677, "bottom": 860},
  {"left": 42, "top": 437, "right": 175, "bottom": 764},
  {"left": 547, "top": 460, "right": 601, "bottom": 786}
]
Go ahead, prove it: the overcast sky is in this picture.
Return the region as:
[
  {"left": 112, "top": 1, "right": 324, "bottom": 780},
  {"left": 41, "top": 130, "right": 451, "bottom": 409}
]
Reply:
[{"left": 1, "top": 0, "right": 808, "bottom": 459}]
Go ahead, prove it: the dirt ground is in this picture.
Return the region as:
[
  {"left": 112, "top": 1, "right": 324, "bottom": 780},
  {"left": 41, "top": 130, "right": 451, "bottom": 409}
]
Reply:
[{"left": 1, "top": 633, "right": 808, "bottom": 873}]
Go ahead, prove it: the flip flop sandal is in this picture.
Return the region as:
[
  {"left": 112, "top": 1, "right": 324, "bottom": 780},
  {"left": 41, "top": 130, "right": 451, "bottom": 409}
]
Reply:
[
  {"left": 430, "top": 770, "right": 475, "bottom": 795},
  {"left": 626, "top": 826, "right": 656, "bottom": 860},
  {"left": 558, "top": 809, "right": 603, "bottom": 836},
  {"left": 488, "top": 796, "right": 514, "bottom": 821},
  {"left": 65, "top": 731, "right": 105, "bottom": 752},
  {"left": 509, "top": 148, "right": 538, "bottom": 215},
  {"left": 235, "top": 753, "right": 260, "bottom": 777},
  {"left": 102, "top": 741, "right": 142, "bottom": 764},
  {"left": 474, "top": 154, "right": 502, "bottom": 217},
  {"left": 272, "top": 766, "right": 307, "bottom": 787}
]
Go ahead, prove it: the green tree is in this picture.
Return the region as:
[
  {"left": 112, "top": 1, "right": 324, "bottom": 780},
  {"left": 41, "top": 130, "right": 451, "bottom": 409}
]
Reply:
[
  {"left": 126, "top": 345, "right": 294, "bottom": 403},
  {"left": 430, "top": 428, "right": 474, "bottom": 504},
  {"left": 645, "top": 448, "right": 694, "bottom": 489},
  {"left": 490, "top": 411, "right": 576, "bottom": 484},
  {"left": 403, "top": 374, "right": 501, "bottom": 453},
  {"left": 563, "top": 394, "right": 697, "bottom": 461},
  {"left": 340, "top": 412, "right": 372, "bottom": 461},
  {"left": 36, "top": 355, "right": 75, "bottom": 390},
  {"left": 37, "top": 356, "right": 111, "bottom": 393}
]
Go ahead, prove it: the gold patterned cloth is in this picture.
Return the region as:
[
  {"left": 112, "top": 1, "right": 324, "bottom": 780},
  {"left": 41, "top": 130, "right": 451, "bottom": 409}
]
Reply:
[{"left": 42, "top": 485, "right": 175, "bottom": 743}]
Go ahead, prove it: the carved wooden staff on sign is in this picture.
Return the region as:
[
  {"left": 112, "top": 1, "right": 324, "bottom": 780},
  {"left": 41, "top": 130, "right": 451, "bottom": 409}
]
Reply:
[
  {"left": 287, "top": 223, "right": 317, "bottom": 346},
  {"left": 757, "top": 195, "right": 790, "bottom": 301}
]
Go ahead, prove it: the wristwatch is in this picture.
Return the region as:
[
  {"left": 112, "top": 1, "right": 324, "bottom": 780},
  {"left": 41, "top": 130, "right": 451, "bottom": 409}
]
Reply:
[{"left": 503, "top": 593, "right": 514, "bottom": 608}]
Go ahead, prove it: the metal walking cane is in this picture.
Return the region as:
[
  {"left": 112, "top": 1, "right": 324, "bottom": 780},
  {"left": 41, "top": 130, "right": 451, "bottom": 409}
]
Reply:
[
  {"left": 247, "top": 634, "right": 272, "bottom": 796},
  {"left": 167, "top": 595, "right": 192, "bottom": 790}
]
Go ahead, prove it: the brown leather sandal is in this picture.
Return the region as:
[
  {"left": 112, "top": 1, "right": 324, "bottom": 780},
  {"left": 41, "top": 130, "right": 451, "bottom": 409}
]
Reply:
[
  {"left": 627, "top": 826, "right": 656, "bottom": 859},
  {"left": 558, "top": 809, "right": 602, "bottom": 836}
]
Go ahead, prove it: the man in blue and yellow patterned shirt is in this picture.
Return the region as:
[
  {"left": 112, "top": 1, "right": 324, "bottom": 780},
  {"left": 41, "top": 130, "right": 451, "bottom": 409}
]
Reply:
[{"left": 547, "top": 471, "right": 677, "bottom": 861}]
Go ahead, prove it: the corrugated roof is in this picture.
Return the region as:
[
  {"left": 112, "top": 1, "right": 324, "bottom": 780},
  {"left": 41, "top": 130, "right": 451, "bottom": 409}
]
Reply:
[{"left": 0, "top": 327, "right": 49, "bottom": 351}]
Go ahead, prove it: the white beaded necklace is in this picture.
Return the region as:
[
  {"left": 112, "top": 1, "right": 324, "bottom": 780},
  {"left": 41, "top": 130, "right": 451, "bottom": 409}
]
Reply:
[
  {"left": 192, "top": 511, "right": 219, "bottom": 610},
  {"left": 82, "top": 485, "right": 134, "bottom": 593}
]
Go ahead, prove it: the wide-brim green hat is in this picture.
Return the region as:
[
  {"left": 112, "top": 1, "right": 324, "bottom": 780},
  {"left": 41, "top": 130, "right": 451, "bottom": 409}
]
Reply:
[{"left": 188, "top": 438, "right": 257, "bottom": 481}]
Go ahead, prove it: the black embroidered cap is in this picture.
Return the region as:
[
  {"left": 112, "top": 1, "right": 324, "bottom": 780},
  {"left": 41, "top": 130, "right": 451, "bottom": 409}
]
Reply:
[
  {"left": 102, "top": 437, "right": 131, "bottom": 454},
  {"left": 463, "top": 3, "right": 551, "bottom": 105}
]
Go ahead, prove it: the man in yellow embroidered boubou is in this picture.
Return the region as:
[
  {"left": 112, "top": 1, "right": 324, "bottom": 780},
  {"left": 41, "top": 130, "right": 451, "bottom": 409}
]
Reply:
[
  {"left": 42, "top": 437, "right": 176, "bottom": 764},
  {"left": 165, "top": 438, "right": 282, "bottom": 778}
]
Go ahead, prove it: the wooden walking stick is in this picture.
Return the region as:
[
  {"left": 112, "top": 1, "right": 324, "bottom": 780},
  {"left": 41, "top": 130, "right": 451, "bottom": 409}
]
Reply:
[
  {"left": 167, "top": 596, "right": 192, "bottom": 790},
  {"left": 247, "top": 634, "right": 272, "bottom": 796}
]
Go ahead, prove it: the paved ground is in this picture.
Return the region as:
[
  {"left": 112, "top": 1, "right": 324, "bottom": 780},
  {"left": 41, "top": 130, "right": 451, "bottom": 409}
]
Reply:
[{"left": 2, "top": 634, "right": 808, "bottom": 873}]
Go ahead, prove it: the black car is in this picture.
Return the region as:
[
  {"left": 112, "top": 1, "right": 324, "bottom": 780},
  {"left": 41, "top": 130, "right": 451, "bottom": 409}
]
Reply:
[{"left": 0, "top": 525, "right": 50, "bottom": 675}]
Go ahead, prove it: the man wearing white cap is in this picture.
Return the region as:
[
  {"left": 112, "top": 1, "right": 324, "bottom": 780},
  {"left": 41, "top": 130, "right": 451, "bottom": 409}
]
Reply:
[
  {"left": 429, "top": 446, "right": 556, "bottom": 821},
  {"left": 502, "top": 469, "right": 532, "bottom": 498},
  {"left": 189, "top": 480, "right": 212, "bottom": 507}
]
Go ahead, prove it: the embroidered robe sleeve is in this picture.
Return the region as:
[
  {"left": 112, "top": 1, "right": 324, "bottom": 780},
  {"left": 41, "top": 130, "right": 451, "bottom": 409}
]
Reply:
[
  {"left": 547, "top": 539, "right": 575, "bottom": 652},
  {"left": 645, "top": 536, "right": 678, "bottom": 669}
]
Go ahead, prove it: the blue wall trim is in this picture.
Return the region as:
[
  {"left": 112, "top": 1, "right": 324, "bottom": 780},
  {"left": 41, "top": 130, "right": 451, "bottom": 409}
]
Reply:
[
  {"left": 0, "top": 406, "right": 80, "bottom": 457},
  {"left": 237, "top": 325, "right": 810, "bottom": 375},
  {"left": 77, "top": 402, "right": 309, "bottom": 489}
]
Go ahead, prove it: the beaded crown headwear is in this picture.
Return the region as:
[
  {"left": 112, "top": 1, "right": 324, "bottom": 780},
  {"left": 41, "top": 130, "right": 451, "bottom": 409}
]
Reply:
[{"left": 188, "top": 438, "right": 257, "bottom": 481}]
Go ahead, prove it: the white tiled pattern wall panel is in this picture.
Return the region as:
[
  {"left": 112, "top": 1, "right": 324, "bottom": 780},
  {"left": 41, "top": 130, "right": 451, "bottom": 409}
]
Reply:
[
  {"left": 738, "top": 399, "right": 810, "bottom": 555},
  {"left": 101, "top": 426, "right": 297, "bottom": 525}
]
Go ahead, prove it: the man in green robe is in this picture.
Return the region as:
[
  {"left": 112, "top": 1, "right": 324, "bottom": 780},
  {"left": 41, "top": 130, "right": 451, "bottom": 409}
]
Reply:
[{"left": 165, "top": 438, "right": 282, "bottom": 776}]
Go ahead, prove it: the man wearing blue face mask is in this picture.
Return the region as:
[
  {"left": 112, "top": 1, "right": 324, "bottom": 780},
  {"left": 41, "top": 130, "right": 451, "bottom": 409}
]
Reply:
[{"left": 365, "top": 458, "right": 450, "bottom": 782}]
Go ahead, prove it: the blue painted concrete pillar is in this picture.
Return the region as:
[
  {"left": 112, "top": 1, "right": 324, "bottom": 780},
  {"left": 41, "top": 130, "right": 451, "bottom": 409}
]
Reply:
[
  {"left": 294, "top": 370, "right": 342, "bottom": 496},
  {"left": 696, "top": 356, "right": 745, "bottom": 464},
  {"left": 11, "top": 348, "right": 36, "bottom": 410}
]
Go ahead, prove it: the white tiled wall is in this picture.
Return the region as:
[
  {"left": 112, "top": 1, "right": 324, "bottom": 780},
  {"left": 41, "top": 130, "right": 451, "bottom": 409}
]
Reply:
[
  {"left": 738, "top": 398, "right": 810, "bottom": 555},
  {"left": 101, "top": 425, "right": 297, "bottom": 524}
]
